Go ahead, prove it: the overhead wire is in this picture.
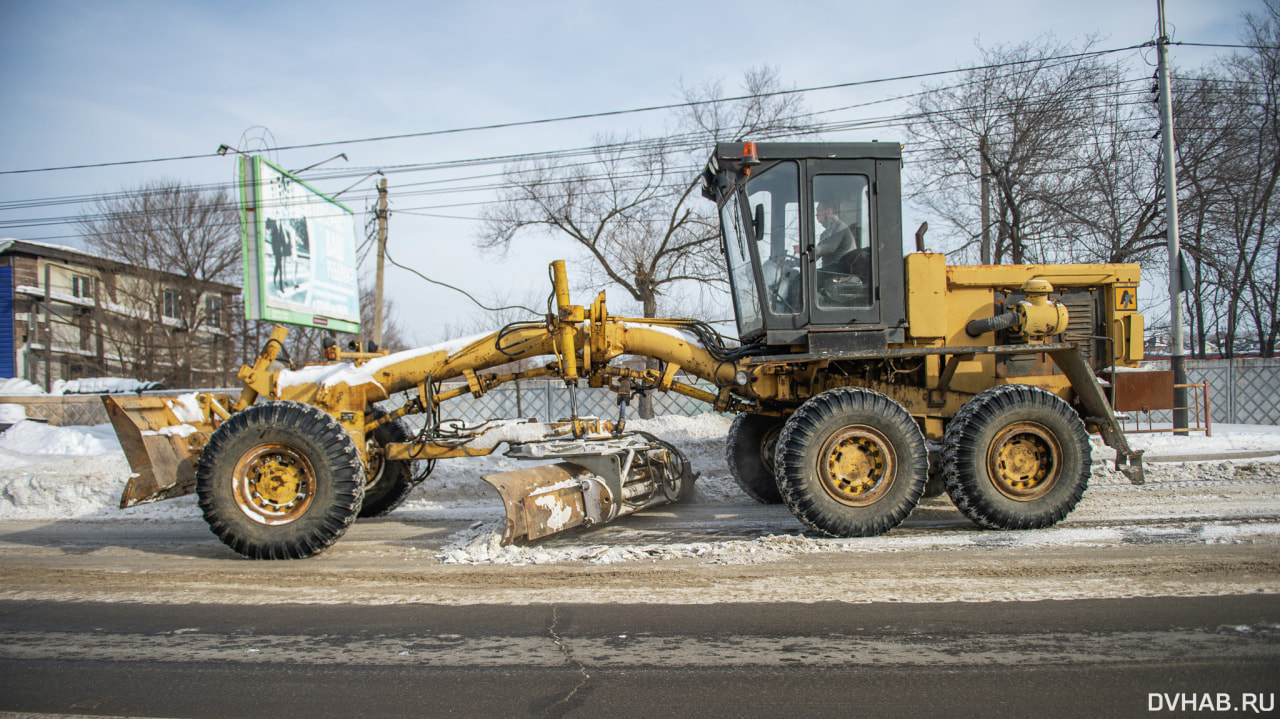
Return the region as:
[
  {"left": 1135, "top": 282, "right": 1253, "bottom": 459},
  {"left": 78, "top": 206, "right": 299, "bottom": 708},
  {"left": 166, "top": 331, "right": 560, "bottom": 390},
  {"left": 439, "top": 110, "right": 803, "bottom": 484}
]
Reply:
[
  {"left": 0, "top": 42, "right": 1151, "bottom": 176},
  {"left": 6, "top": 38, "right": 1264, "bottom": 243},
  {"left": 382, "top": 244, "right": 541, "bottom": 316}
]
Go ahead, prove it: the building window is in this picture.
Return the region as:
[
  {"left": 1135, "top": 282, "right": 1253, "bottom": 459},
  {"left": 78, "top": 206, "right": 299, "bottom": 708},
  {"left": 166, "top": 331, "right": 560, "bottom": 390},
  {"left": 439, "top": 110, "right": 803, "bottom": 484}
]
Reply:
[
  {"left": 72, "top": 274, "right": 93, "bottom": 299},
  {"left": 205, "top": 295, "right": 222, "bottom": 328},
  {"left": 162, "top": 289, "right": 179, "bottom": 319}
]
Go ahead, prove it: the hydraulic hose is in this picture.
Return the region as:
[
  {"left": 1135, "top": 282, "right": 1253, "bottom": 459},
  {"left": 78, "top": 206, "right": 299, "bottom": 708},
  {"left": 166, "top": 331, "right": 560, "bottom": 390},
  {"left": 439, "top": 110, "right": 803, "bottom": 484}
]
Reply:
[{"left": 965, "top": 311, "right": 1021, "bottom": 338}]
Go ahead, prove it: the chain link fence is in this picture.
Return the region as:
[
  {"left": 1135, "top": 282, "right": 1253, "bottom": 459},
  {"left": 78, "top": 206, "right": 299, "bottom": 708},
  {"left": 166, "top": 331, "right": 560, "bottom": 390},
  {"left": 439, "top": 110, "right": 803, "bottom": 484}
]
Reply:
[
  {"left": 0, "top": 380, "right": 725, "bottom": 428},
  {"left": 425, "top": 379, "right": 721, "bottom": 424},
  {"left": 4, "top": 360, "right": 1276, "bottom": 427}
]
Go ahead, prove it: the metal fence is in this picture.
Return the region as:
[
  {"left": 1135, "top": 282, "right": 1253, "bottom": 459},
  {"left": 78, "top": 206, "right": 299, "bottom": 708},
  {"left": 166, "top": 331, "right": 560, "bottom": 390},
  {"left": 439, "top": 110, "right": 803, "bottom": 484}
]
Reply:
[
  {"left": 4, "top": 359, "right": 1276, "bottom": 428},
  {"left": 422, "top": 380, "right": 721, "bottom": 424},
  {"left": 0, "top": 380, "right": 723, "bottom": 428},
  {"left": 0, "top": 394, "right": 111, "bottom": 426},
  {"left": 1138, "top": 357, "right": 1280, "bottom": 425}
]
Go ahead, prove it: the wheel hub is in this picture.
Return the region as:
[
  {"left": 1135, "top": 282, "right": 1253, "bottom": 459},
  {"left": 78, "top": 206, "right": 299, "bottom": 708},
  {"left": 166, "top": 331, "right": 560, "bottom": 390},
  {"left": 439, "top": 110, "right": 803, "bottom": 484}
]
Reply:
[
  {"left": 818, "top": 426, "right": 896, "bottom": 507},
  {"left": 365, "top": 449, "right": 386, "bottom": 489},
  {"left": 760, "top": 424, "right": 782, "bottom": 476},
  {"left": 232, "top": 443, "right": 317, "bottom": 525},
  {"left": 988, "top": 422, "right": 1061, "bottom": 501}
]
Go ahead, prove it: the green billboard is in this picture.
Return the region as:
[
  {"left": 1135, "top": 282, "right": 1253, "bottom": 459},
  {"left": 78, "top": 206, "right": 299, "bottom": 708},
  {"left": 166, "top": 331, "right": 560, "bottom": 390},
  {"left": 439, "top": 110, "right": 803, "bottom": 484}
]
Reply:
[{"left": 239, "top": 155, "right": 361, "bottom": 333}]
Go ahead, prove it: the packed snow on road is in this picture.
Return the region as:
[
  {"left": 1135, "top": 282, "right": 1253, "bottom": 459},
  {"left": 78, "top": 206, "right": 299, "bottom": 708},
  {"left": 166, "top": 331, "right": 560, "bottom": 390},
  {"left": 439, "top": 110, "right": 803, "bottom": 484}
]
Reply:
[{"left": 0, "top": 413, "right": 1277, "bottom": 566}]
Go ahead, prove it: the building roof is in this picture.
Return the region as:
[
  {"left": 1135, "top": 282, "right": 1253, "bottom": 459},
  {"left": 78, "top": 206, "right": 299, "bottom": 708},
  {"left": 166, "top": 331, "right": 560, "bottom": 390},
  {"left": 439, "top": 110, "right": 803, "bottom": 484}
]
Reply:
[{"left": 0, "top": 238, "right": 240, "bottom": 293}]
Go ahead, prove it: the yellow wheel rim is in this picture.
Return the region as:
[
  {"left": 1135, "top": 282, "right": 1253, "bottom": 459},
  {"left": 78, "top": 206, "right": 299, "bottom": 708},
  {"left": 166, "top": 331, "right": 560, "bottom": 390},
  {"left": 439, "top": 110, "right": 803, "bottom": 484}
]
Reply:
[
  {"left": 817, "top": 426, "right": 896, "bottom": 507},
  {"left": 365, "top": 448, "right": 386, "bottom": 489},
  {"left": 987, "top": 422, "right": 1061, "bottom": 501},
  {"left": 232, "top": 443, "right": 317, "bottom": 525}
]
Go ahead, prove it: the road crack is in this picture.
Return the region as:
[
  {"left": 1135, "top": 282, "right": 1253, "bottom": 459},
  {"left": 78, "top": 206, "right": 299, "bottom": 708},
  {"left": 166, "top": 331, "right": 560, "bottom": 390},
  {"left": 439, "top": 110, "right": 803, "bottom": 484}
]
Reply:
[{"left": 541, "top": 604, "right": 591, "bottom": 719}]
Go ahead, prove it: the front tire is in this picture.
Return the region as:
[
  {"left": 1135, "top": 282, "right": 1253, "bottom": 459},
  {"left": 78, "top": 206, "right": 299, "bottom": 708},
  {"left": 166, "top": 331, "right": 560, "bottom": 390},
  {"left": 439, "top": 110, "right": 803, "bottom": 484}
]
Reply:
[
  {"left": 774, "top": 388, "right": 928, "bottom": 537},
  {"left": 942, "top": 384, "right": 1091, "bottom": 530},
  {"left": 196, "top": 401, "right": 365, "bottom": 559},
  {"left": 726, "top": 413, "right": 785, "bottom": 504}
]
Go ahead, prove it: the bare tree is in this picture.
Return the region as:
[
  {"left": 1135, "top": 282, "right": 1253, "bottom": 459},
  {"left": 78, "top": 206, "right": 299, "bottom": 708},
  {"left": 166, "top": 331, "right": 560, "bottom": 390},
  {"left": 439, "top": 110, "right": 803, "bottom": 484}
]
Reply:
[
  {"left": 907, "top": 38, "right": 1124, "bottom": 264},
  {"left": 77, "top": 180, "right": 241, "bottom": 386},
  {"left": 1174, "top": 0, "right": 1280, "bottom": 357},
  {"left": 1235, "top": 0, "right": 1280, "bottom": 357},
  {"left": 477, "top": 67, "right": 810, "bottom": 320},
  {"left": 476, "top": 68, "right": 811, "bottom": 416},
  {"left": 1047, "top": 90, "right": 1167, "bottom": 266}
]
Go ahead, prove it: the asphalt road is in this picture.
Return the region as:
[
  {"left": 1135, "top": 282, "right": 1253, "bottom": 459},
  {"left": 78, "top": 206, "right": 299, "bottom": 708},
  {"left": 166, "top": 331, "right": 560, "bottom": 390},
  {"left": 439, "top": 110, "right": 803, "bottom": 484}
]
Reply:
[{"left": 2, "top": 596, "right": 1277, "bottom": 719}]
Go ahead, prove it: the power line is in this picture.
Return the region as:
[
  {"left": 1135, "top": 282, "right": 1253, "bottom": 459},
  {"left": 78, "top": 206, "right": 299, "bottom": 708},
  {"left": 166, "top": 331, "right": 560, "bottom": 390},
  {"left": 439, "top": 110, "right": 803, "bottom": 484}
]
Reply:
[
  {"left": 383, "top": 245, "right": 541, "bottom": 316},
  {"left": 0, "top": 76, "right": 1165, "bottom": 222},
  {"left": 1171, "top": 41, "right": 1280, "bottom": 51},
  {"left": 0, "top": 43, "right": 1148, "bottom": 176}
]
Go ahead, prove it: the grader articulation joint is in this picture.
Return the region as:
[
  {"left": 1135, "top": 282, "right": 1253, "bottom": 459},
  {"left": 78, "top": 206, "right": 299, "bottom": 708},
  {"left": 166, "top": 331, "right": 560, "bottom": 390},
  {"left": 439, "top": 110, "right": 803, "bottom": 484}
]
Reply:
[{"left": 106, "top": 141, "right": 1148, "bottom": 559}]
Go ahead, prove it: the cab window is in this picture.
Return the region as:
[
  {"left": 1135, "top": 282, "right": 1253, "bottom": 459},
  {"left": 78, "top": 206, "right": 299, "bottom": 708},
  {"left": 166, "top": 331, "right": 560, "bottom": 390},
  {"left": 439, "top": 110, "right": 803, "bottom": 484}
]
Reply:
[{"left": 812, "top": 174, "right": 872, "bottom": 310}]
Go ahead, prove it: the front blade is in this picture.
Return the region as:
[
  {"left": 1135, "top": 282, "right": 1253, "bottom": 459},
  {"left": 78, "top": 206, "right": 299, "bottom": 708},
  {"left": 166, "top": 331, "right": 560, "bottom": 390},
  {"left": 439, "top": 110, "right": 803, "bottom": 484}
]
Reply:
[{"left": 103, "top": 395, "right": 204, "bottom": 508}]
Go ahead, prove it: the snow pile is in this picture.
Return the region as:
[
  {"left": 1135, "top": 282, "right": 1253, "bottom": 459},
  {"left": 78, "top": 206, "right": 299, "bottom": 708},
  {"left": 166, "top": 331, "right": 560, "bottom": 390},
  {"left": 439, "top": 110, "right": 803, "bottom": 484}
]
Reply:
[
  {"left": 0, "top": 420, "right": 120, "bottom": 457},
  {"left": 436, "top": 522, "right": 829, "bottom": 566},
  {"left": 0, "top": 404, "right": 27, "bottom": 424},
  {"left": 0, "top": 421, "right": 128, "bottom": 520},
  {"left": 51, "top": 377, "right": 164, "bottom": 395},
  {"left": 0, "top": 378, "right": 45, "bottom": 396},
  {"left": 628, "top": 413, "right": 733, "bottom": 439},
  {"left": 0, "top": 376, "right": 163, "bottom": 396}
]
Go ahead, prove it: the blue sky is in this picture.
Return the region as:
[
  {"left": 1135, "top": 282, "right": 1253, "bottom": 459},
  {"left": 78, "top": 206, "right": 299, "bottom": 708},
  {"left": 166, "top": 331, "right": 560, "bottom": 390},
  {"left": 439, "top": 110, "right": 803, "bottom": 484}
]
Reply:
[{"left": 0, "top": 0, "right": 1263, "bottom": 343}]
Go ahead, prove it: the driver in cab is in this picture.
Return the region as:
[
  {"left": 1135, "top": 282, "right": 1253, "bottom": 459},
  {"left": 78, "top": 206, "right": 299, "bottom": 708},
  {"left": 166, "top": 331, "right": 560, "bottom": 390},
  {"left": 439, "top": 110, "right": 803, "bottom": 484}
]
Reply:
[{"left": 815, "top": 199, "right": 856, "bottom": 270}]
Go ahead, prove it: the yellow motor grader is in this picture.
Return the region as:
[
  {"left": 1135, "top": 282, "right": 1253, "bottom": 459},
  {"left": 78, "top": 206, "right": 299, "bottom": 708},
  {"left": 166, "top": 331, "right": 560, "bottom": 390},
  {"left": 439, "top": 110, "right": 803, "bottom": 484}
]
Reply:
[{"left": 106, "top": 142, "right": 1147, "bottom": 559}]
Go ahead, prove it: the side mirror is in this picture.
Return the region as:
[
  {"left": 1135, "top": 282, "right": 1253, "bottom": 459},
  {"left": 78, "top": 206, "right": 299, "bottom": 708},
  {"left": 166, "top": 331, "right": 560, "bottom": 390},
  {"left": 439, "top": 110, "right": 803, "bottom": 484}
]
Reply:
[{"left": 752, "top": 204, "right": 765, "bottom": 241}]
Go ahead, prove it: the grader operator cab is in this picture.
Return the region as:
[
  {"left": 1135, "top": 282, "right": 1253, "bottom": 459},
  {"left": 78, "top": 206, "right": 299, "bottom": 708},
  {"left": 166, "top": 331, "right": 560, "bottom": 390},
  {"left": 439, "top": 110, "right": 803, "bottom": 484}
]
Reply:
[
  {"left": 704, "top": 141, "right": 907, "bottom": 351},
  {"left": 105, "top": 141, "right": 1147, "bottom": 560}
]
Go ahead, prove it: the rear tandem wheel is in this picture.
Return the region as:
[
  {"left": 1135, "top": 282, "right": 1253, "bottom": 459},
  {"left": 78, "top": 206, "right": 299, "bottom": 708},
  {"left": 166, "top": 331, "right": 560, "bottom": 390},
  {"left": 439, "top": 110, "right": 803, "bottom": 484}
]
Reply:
[
  {"left": 942, "top": 384, "right": 1092, "bottom": 530},
  {"left": 773, "top": 387, "right": 928, "bottom": 537},
  {"left": 196, "top": 401, "right": 365, "bottom": 559}
]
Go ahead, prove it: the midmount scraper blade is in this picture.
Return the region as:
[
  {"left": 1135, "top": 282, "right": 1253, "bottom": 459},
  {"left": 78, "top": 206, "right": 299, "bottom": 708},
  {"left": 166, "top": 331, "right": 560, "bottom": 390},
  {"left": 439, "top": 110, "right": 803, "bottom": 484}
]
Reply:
[
  {"left": 103, "top": 395, "right": 205, "bottom": 507},
  {"left": 482, "top": 462, "right": 594, "bottom": 544},
  {"left": 481, "top": 432, "right": 693, "bottom": 545}
]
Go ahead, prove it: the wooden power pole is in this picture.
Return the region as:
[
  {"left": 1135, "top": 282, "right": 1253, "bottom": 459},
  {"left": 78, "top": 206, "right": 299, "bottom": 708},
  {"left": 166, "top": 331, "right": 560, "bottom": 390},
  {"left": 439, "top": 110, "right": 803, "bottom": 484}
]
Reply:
[{"left": 373, "top": 178, "right": 388, "bottom": 347}]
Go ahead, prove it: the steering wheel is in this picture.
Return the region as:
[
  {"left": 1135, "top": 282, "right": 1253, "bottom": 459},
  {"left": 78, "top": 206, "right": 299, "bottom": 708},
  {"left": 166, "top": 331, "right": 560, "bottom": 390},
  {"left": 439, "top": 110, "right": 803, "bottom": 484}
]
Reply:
[{"left": 764, "top": 254, "right": 802, "bottom": 314}]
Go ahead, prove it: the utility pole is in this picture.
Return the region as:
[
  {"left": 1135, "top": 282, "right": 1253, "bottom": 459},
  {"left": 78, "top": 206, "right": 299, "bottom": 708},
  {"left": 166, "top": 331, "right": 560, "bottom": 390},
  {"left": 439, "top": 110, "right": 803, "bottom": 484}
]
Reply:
[
  {"left": 373, "top": 177, "right": 388, "bottom": 348},
  {"left": 1156, "top": 0, "right": 1188, "bottom": 433}
]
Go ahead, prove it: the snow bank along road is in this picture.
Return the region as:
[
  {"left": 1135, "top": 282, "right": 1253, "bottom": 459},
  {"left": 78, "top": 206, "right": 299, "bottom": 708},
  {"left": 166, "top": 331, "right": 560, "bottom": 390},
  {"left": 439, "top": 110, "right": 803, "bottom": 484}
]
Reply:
[{"left": 0, "top": 414, "right": 1277, "bottom": 604}]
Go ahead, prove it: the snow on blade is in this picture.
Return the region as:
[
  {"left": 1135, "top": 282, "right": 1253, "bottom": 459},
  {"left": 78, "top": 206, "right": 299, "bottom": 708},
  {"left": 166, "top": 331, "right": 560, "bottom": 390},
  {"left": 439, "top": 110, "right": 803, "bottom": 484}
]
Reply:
[{"left": 165, "top": 393, "right": 204, "bottom": 423}]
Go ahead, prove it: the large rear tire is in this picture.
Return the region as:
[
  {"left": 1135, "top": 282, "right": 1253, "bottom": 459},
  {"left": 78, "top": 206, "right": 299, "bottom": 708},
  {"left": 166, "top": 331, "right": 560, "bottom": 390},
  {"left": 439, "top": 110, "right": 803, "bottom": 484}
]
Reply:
[
  {"left": 196, "top": 401, "right": 365, "bottom": 559},
  {"left": 942, "top": 384, "right": 1091, "bottom": 530},
  {"left": 726, "top": 413, "right": 785, "bottom": 504},
  {"left": 358, "top": 412, "right": 424, "bottom": 518},
  {"left": 774, "top": 388, "right": 928, "bottom": 537}
]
